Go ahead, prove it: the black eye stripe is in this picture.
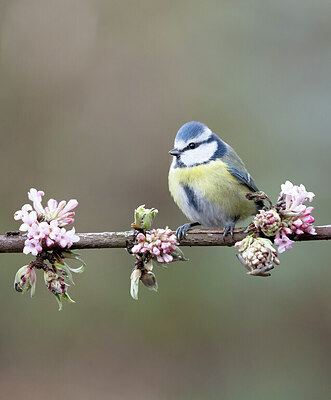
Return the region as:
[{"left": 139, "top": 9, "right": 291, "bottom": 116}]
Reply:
[
  {"left": 182, "top": 137, "right": 215, "bottom": 152},
  {"left": 183, "top": 142, "right": 200, "bottom": 151}
]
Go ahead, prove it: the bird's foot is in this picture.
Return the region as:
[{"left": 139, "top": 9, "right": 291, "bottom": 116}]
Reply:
[
  {"left": 176, "top": 222, "right": 200, "bottom": 241},
  {"left": 223, "top": 216, "right": 240, "bottom": 239},
  {"left": 223, "top": 222, "right": 236, "bottom": 238}
]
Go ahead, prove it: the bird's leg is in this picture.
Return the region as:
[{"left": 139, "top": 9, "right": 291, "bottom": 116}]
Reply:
[
  {"left": 223, "top": 217, "right": 239, "bottom": 238},
  {"left": 176, "top": 222, "right": 200, "bottom": 241}
]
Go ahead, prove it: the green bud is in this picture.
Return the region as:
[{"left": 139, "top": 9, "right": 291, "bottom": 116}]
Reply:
[
  {"left": 14, "top": 265, "right": 37, "bottom": 297},
  {"left": 133, "top": 205, "right": 158, "bottom": 230}
]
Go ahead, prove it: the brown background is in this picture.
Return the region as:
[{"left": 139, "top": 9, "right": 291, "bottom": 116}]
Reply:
[{"left": 0, "top": 1, "right": 330, "bottom": 399}]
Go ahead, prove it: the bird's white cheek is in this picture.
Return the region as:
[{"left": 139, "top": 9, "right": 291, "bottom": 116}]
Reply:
[{"left": 180, "top": 141, "right": 218, "bottom": 167}]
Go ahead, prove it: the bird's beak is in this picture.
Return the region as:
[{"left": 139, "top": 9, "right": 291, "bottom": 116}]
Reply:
[{"left": 169, "top": 148, "right": 180, "bottom": 157}]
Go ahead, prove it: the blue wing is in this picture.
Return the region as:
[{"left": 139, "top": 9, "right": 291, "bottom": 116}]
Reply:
[{"left": 227, "top": 166, "right": 259, "bottom": 192}]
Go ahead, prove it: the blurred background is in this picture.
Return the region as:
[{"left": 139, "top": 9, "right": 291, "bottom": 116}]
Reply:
[{"left": 0, "top": 1, "right": 330, "bottom": 399}]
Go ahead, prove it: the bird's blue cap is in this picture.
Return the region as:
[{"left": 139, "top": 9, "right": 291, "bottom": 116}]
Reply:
[{"left": 176, "top": 121, "right": 207, "bottom": 142}]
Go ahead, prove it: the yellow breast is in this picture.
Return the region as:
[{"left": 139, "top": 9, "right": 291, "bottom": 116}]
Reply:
[{"left": 168, "top": 159, "right": 257, "bottom": 221}]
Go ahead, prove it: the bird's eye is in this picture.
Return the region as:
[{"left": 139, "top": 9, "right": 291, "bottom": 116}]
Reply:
[{"left": 189, "top": 143, "right": 196, "bottom": 149}]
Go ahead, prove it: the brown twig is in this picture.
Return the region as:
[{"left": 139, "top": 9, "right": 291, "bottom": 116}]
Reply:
[{"left": 0, "top": 225, "right": 330, "bottom": 253}]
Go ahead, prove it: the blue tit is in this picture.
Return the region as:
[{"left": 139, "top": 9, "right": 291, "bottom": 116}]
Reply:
[{"left": 168, "top": 121, "right": 263, "bottom": 240}]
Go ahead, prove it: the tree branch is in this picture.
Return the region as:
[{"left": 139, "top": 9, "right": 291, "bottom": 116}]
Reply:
[{"left": 1, "top": 225, "right": 330, "bottom": 253}]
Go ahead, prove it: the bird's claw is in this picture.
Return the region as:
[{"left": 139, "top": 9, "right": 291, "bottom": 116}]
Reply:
[
  {"left": 176, "top": 223, "right": 193, "bottom": 241},
  {"left": 176, "top": 222, "right": 200, "bottom": 241},
  {"left": 223, "top": 223, "right": 235, "bottom": 239}
]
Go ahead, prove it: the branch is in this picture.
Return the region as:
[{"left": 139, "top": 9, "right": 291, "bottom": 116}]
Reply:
[{"left": 1, "top": 225, "right": 330, "bottom": 253}]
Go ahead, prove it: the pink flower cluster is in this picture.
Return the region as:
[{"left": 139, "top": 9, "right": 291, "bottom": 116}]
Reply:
[
  {"left": 14, "top": 188, "right": 79, "bottom": 256},
  {"left": 235, "top": 236, "right": 280, "bottom": 275},
  {"left": 132, "top": 228, "right": 178, "bottom": 263},
  {"left": 275, "top": 181, "right": 316, "bottom": 253},
  {"left": 252, "top": 181, "right": 316, "bottom": 254},
  {"left": 253, "top": 209, "right": 282, "bottom": 236}
]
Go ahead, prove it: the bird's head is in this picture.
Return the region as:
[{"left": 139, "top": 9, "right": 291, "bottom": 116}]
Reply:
[{"left": 169, "top": 121, "right": 226, "bottom": 168}]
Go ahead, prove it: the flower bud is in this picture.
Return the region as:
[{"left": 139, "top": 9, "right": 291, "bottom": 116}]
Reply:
[
  {"left": 14, "top": 265, "right": 36, "bottom": 297},
  {"left": 140, "top": 271, "right": 158, "bottom": 292},
  {"left": 236, "top": 236, "right": 279, "bottom": 276},
  {"left": 44, "top": 270, "right": 74, "bottom": 310},
  {"left": 253, "top": 209, "right": 282, "bottom": 236},
  {"left": 44, "top": 270, "right": 67, "bottom": 295},
  {"left": 133, "top": 205, "right": 158, "bottom": 230}
]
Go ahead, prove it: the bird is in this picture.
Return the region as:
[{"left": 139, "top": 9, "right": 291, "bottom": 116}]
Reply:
[{"left": 168, "top": 121, "right": 263, "bottom": 240}]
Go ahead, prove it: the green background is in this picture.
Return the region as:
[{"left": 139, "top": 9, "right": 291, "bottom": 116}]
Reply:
[{"left": 0, "top": 1, "right": 330, "bottom": 399}]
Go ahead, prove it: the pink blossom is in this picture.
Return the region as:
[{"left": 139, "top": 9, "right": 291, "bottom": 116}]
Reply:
[
  {"left": 280, "top": 181, "right": 315, "bottom": 213},
  {"left": 274, "top": 231, "right": 295, "bottom": 254},
  {"left": 163, "top": 253, "right": 173, "bottom": 263},
  {"left": 280, "top": 181, "right": 314, "bottom": 202},
  {"left": 28, "top": 188, "right": 45, "bottom": 214},
  {"left": 14, "top": 188, "right": 80, "bottom": 255},
  {"left": 45, "top": 237, "right": 55, "bottom": 247},
  {"left": 131, "top": 227, "right": 178, "bottom": 264},
  {"left": 58, "top": 199, "right": 78, "bottom": 216},
  {"left": 304, "top": 225, "right": 316, "bottom": 235},
  {"left": 282, "top": 205, "right": 316, "bottom": 237},
  {"left": 23, "top": 238, "right": 43, "bottom": 256},
  {"left": 52, "top": 227, "right": 79, "bottom": 248},
  {"left": 152, "top": 247, "right": 161, "bottom": 256},
  {"left": 132, "top": 243, "right": 143, "bottom": 253},
  {"left": 253, "top": 209, "right": 282, "bottom": 236},
  {"left": 136, "top": 233, "right": 145, "bottom": 241},
  {"left": 44, "top": 198, "right": 78, "bottom": 227},
  {"left": 283, "top": 227, "right": 292, "bottom": 235},
  {"left": 27, "top": 221, "right": 50, "bottom": 240},
  {"left": 14, "top": 204, "right": 33, "bottom": 221},
  {"left": 56, "top": 228, "right": 71, "bottom": 248},
  {"left": 48, "top": 220, "right": 60, "bottom": 239},
  {"left": 274, "top": 181, "right": 317, "bottom": 250},
  {"left": 19, "top": 211, "right": 38, "bottom": 232},
  {"left": 28, "top": 188, "right": 45, "bottom": 202},
  {"left": 64, "top": 228, "right": 80, "bottom": 247}
]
